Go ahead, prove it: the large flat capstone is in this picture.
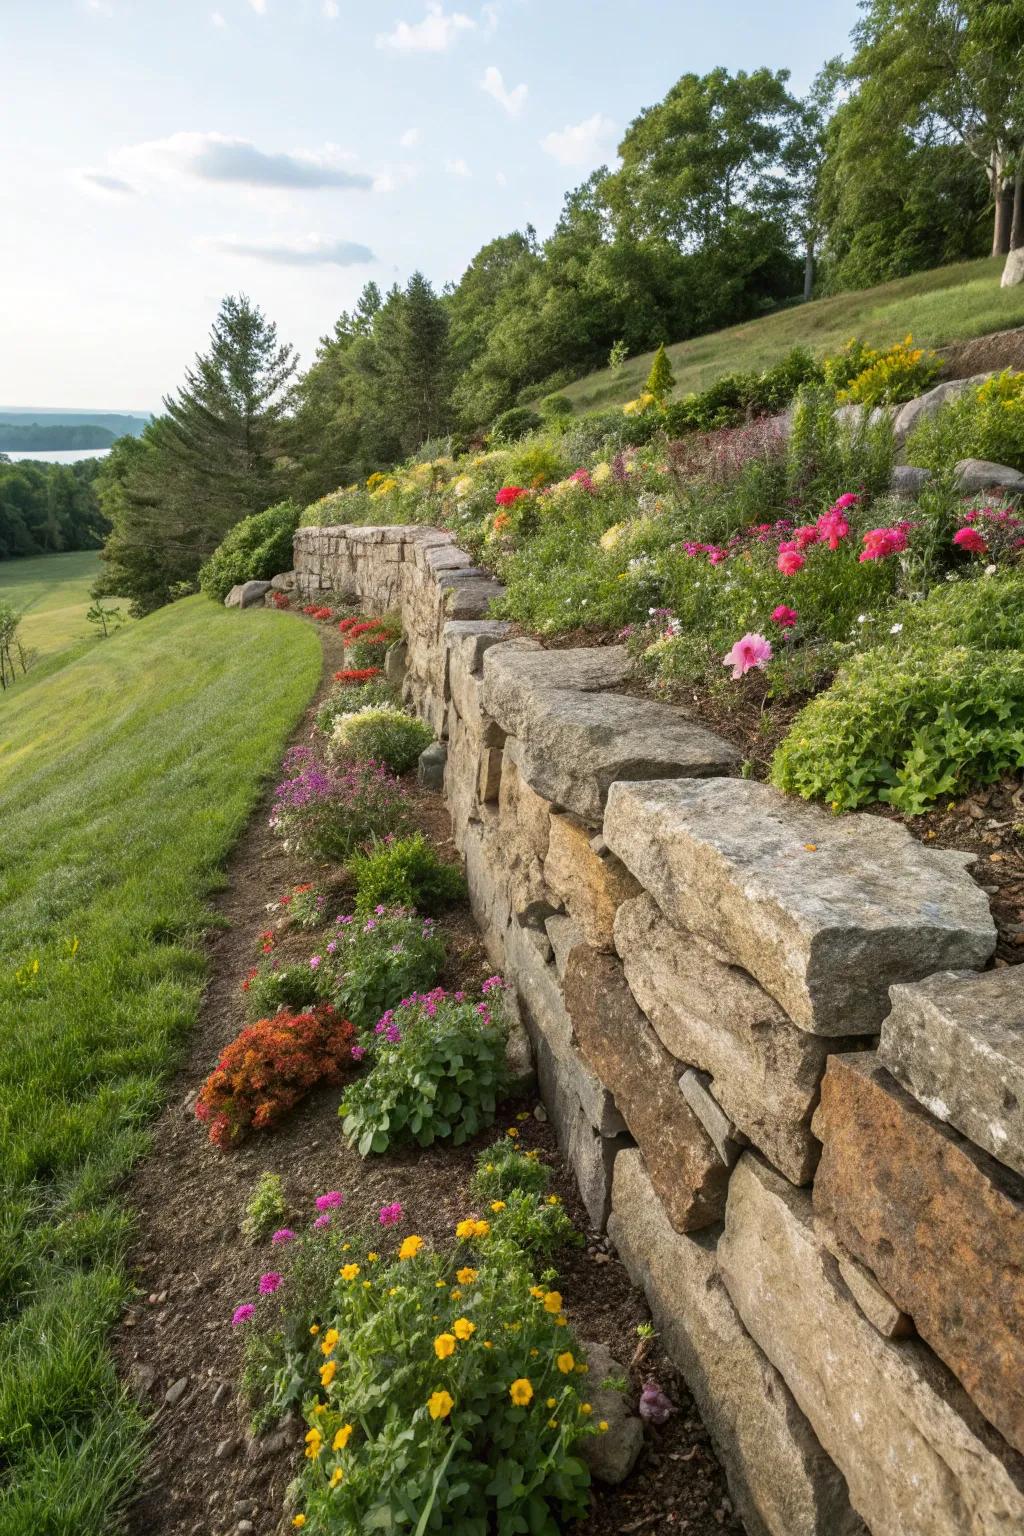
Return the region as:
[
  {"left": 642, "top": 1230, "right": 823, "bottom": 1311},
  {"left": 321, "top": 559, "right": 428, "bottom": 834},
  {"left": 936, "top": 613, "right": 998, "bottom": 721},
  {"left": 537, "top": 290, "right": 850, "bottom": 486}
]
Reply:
[
  {"left": 719, "top": 1155, "right": 1024, "bottom": 1536},
  {"left": 812, "top": 1052, "right": 1024, "bottom": 1456},
  {"left": 481, "top": 641, "right": 633, "bottom": 737},
  {"left": 880, "top": 966, "right": 1024, "bottom": 1177},
  {"left": 603, "top": 779, "right": 995, "bottom": 1035}
]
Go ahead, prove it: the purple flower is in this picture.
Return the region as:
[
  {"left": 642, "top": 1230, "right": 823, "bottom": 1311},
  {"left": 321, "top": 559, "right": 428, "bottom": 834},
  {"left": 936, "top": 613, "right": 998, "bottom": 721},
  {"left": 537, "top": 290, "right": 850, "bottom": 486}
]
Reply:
[
  {"left": 639, "top": 1381, "right": 675, "bottom": 1424},
  {"left": 326, "top": 941, "right": 337, "bottom": 955},
  {"left": 309, "top": 955, "right": 321, "bottom": 970},
  {"left": 379, "top": 1201, "right": 403, "bottom": 1226},
  {"left": 316, "top": 1191, "right": 344, "bottom": 1211},
  {"left": 313, "top": 1213, "right": 331, "bottom": 1230},
  {"left": 364, "top": 920, "right": 377, "bottom": 932},
  {"left": 374, "top": 904, "right": 386, "bottom": 915},
  {"left": 271, "top": 1229, "right": 295, "bottom": 1246},
  {"left": 351, "top": 1044, "right": 366, "bottom": 1061},
  {"left": 231, "top": 1303, "right": 255, "bottom": 1327},
  {"left": 385, "top": 1024, "right": 401, "bottom": 1043},
  {"left": 481, "top": 975, "right": 504, "bottom": 993},
  {"left": 258, "top": 1272, "right": 283, "bottom": 1295}
]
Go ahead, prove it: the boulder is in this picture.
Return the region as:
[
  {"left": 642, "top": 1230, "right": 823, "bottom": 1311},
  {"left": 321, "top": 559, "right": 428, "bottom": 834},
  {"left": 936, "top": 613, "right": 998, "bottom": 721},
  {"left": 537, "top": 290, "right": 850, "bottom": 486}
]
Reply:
[
  {"left": 578, "top": 1341, "right": 644, "bottom": 1485},
  {"left": 614, "top": 894, "right": 849, "bottom": 1184},
  {"left": 880, "top": 967, "right": 1024, "bottom": 1178},
  {"left": 544, "top": 812, "right": 641, "bottom": 951},
  {"left": 269, "top": 570, "right": 295, "bottom": 591},
  {"left": 225, "top": 580, "right": 272, "bottom": 609},
  {"left": 604, "top": 779, "right": 995, "bottom": 1036},
  {"left": 1002, "top": 248, "right": 1024, "bottom": 288},
  {"left": 608, "top": 1150, "right": 866, "bottom": 1536},
  {"left": 719, "top": 1155, "right": 1024, "bottom": 1536},
  {"left": 888, "top": 465, "right": 933, "bottom": 499},
  {"left": 563, "top": 947, "right": 730, "bottom": 1232},
  {"left": 892, "top": 373, "right": 990, "bottom": 444},
  {"left": 812, "top": 1052, "right": 1024, "bottom": 1456},
  {"left": 482, "top": 641, "right": 633, "bottom": 738},
  {"left": 416, "top": 741, "right": 447, "bottom": 791},
  {"left": 955, "top": 458, "right": 1024, "bottom": 495}
]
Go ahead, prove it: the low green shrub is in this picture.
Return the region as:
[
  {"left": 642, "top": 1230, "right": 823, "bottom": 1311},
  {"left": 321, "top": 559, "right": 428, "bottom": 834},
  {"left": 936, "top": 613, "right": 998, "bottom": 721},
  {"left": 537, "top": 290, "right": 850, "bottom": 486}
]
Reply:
[
  {"left": 198, "top": 500, "right": 300, "bottom": 603},
  {"left": 314, "top": 679, "right": 398, "bottom": 738},
  {"left": 905, "top": 370, "right": 1024, "bottom": 473},
  {"left": 832, "top": 336, "right": 940, "bottom": 407},
  {"left": 340, "top": 984, "right": 508, "bottom": 1153},
  {"left": 350, "top": 832, "right": 467, "bottom": 915},
  {"left": 243, "top": 957, "right": 324, "bottom": 1020},
  {"left": 491, "top": 405, "right": 544, "bottom": 443},
  {"left": 471, "top": 1141, "right": 580, "bottom": 1260},
  {"left": 539, "top": 393, "right": 574, "bottom": 423},
  {"left": 875, "top": 569, "right": 1024, "bottom": 653},
  {"left": 241, "top": 1172, "right": 287, "bottom": 1241},
  {"left": 320, "top": 909, "right": 445, "bottom": 1031},
  {"left": 328, "top": 705, "right": 434, "bottom": 775}
]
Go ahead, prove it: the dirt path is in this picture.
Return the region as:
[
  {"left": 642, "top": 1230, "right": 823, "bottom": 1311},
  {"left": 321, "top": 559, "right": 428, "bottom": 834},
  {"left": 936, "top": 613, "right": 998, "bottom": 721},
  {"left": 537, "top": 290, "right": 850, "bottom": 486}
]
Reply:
[{"left": 113, "top": 618, "right": 744, "bottom": 1536}]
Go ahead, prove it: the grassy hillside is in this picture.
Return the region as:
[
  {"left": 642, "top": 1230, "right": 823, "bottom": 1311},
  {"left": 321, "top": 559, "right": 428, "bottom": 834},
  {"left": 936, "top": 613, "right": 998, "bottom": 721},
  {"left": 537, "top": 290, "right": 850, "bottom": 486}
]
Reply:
[
  {"left": 0, "top": 550, "right": 126, "bottom": 669},
  {"left": 0, "top": 597, "right": 321, "bottom": 1531},
  {"left": 560, "top": 257, "right": 1024, "bottom": 413}
]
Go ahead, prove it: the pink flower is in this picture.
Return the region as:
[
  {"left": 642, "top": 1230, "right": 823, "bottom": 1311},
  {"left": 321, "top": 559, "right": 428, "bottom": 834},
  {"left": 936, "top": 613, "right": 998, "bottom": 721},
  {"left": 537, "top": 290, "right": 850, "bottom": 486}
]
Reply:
[
  {"left": 792, "top": 525, "right": 819, "bottom": 550},
  {"left": 776, "top": 544, "right": 805, "bottom": 576},
  {"left": 316, "top": 1191, "right": 344, "bottom": 1211},
  {"left": 953, "top": 526, "right": 988, "bottom": 555},
  {"left": 568, "top": 468, "right": 595, "bottom": 492},
  {"left": 816, "top": 507, "right": 851, "bottom": 550},
  {"left": 231, "top": 1303, "right": 255, "bottom": 1327},
  {"left": 722, "top": 633, "right": 773, "bottom": 680},
  {"left": 309, "top": 955, "right": 321, "bottom": 970},
  {"left": 313, "top": 1213, "right": 331, "bottom": 1230},
  {"left": 771, "top": 605, "right": 798, "bottom": 629},
  {"left": 379, "top": 1201, "right": 403, "bottom": 1226},
  {"left": 859, "top": 526, "right": 908, "bottom": 562},
  {"left": 258, "top": 1272, "right": 282, "bottom": 1295},
  {"left": 351, "top": 1044, "right": 365, "bottom": 1061},
  {"left": 271, "top": 1229, "right": 295, "bottom": 1245},
  {"left": 832, "top": 492, "right": 861, "bottom": 512},
  {"left": 495, "top": 486, "right": 527, "bottom": 507},
  {"left": 481, "top": 975, "right": 505, "bottom": 993}
]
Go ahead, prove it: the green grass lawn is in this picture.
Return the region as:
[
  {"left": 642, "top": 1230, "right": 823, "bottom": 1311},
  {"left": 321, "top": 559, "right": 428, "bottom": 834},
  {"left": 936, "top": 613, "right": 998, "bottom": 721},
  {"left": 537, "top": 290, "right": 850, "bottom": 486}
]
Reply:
[
  {"left": 0, "top": 596, "right": 321, "bottom": 1532},
  {"left": 0, "top": 550, "right": 127, "bottom": 674},
  {"left": 559, "top": 256, "right": 1024, "bottom": 413}
]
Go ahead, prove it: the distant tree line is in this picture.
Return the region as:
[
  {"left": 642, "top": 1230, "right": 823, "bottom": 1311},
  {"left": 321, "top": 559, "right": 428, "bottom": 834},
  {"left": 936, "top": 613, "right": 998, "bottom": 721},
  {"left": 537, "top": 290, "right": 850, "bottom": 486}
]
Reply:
[
  {"left": 0, "top": 457, "right": 108, "bottom": 560},
  {"left": 0, "top": 424, "right": 117, "bottom": 451},
  {"left": 95, "top": 0, "right": 1024, "bottom": 611}
]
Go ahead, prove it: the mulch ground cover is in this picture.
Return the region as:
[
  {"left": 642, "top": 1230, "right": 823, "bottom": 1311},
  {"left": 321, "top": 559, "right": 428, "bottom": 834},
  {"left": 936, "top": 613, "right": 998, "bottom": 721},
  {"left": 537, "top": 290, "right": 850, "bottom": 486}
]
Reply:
[{"left": 113, "top": 616, "right": 743, "bottom": 1536}]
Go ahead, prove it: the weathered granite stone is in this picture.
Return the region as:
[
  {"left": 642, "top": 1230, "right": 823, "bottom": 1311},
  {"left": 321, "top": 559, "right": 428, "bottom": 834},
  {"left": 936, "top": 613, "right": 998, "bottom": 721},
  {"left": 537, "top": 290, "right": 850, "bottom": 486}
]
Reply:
[
  {"left": 501, "top": 989, "right": 536, "bottom": 1095},
  {"left": 416, "top": 741, "right": 447, "bottom": 790},
  {"left": 564, "top": 947, "right": 730, "bottom": 1232},
  {"left": 955, "top": 458, "right": 1024, "bottom": 495},
  {"left": 889, "top": 464, "right": 933, "bottom": 498},
  {"left": 834, "top": 1249, "right": 913, "bottom": 1341},
  {"left": 496, "top": 740, "right": 553, "bottom": 914},
  {"left": 578, "top": 1341, "right": 643, "bottom": 1485},
  {"left": 812, "top": 1052, "right": 1024, "bottom": 1455},
  {"left": 545, "top": 913, "right": 585, "bottom": 977},
  {"left": 1003, "top": 248, "right": 1024, "bottom": 288},
  {"left": 679, "top": 1068, "right": 747, "bottom": 1167},
  {"left": 720, "top": 1155, "right": 1024, "bottom": 1536},
  {"left": 462, "top": 813, "right": 511, "bottom": 968},
  {"left": 880, "top": 967, "right": 1024, "bottom": 1177},
  {"left": 605, "top": 779, "right": 995, "bottom": 1036},
  {"left": 608, "top": 1150, "right": 865, "bottom": 1536},
  {"left": 544, "top": 812, "right": 641, "bottom": 950},
  {"left": 384, "top": 637, "right": 408, "bottom": 687},
  {"left": 614, "top": 894, "right": 852, "bottom": 1184},
  {"left": 269, "top": 570, "right": 295, "bottom": 591},
  {"left": 481, "top": 641, "right": 633, "bottom": 738},
  {"left": 225, "top": 580, "right": 272, "bottom": 608},
  {"left": 443, "top": 619, "right": 512, "bottom": 728},
  {"left": 892, "top": 374, "right": 990, "bottom": 444}
]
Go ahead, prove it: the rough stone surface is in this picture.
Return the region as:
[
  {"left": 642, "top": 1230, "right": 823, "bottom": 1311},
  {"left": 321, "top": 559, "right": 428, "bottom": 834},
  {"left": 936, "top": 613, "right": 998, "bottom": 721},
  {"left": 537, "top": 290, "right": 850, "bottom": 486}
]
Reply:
[
  {"left": 892, "top": 373, "right": 990, "bottom": 443},
  {"left": 462, "top": 813, "right": 511, "bottom": 967},
  {"left": 269, "top": 570, "right": 295, "bottom": 591},
  {"left": 578, "top": 1341, "right": 644, "bottom": 1485},
  {"left": 614, "top": 894, "right": 855, "bottom": 1184},
  {"left": 955, "top": 457, "right": 1024, "bottom": 495},
  {"left": 528, "top": 1011, "right": 627, "bottom": 1228},
  {"left": 812, "top": 1052, "right": 1024, "bottom": 1456},
  {"left": 605, "top": 779, "right": 995, "bottom": 1036},
  {"left": 416, "top": 741, "right": 447, "bottom": 790},
  {"left": 1002, "top": 248, "right": 1024, "bottom": 288},
  {"left": 881, "top": 967, "right": 1024, "bottom": 1177},
  {"left": 720, "top": 1155, "right": 1024, "bottom": 1536},
  {"left": 225, "top": 580, "right": 272, "bottom": 609},
  {"left": 834, "top": 1250, "right": 913, "bottom": 1340},
  {"left": 608, "top": 1150, "right": 866, "bottom": 1536},
  {"left": 496, "top": 740, "right": 553, "bottom": 914},
  {"left": 544, "top": 812, "right": 641, "bottom": 950},
  {"left": 545, "top": 913, "right": 585, "bottom": 977},
  {"left": 679, "top": 1068, "right": 747, "bottom": 1167},
  {"left": 564, "top": 947, "right": 729, "bottom": 1232},
  {"left": 889, "top": 464, "right": 933, "bottom": 498},
  {"left": 481, "top": 641, "right": 633, "bottom": 738}
]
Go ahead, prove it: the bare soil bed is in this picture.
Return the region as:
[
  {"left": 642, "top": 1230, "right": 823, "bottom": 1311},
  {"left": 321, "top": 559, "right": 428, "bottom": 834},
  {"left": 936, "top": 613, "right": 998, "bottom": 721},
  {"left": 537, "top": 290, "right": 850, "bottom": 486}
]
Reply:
[{"left": 113, "top": 617, "right": 743, "bottom": 1536}]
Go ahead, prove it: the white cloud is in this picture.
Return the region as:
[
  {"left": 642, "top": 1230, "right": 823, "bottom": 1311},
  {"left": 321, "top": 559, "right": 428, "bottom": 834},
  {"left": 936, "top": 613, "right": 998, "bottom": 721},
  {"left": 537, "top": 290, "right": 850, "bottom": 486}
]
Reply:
[
  {"left": 480, "top": 65, "right": 526, "bottom": 117},
  {"left": 323, "top": 0, "right": 339, "bottom": 15},
  {"left": 210, "top": 9, "right": 227, "bottom": 26},
  {"left": 541, "top": 112, "right": 617, "bottom": 167},
  {"left": 399, "top": 127, "right": 420, "bottom": 148},
  {"left": 444, "top": 157, "right": 471, "bottom": 177},
  {"left": 83, "top": 0, "right": 114, "bottom": 14},
  {"left": 481, "top": 2, "right": 499, "bottom": 32},
  {"left": 112, "top": 132, "right": 373, "bottom": 191},
  {"left": 247, "top": 0, "right": 267, "bottom": 12},
  {"left": 495, "top": 169, "right": 507, "bottom": 186},
  {"left": 376, "top": 3, "right": 475, "bottom": 52},
  {"left": 209, "top": 234, "right": 375, "bottom": 267}
]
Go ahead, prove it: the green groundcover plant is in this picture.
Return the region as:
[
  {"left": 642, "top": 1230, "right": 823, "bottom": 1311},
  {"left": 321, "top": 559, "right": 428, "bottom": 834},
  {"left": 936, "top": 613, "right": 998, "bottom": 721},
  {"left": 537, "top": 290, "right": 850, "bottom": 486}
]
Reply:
[
  {"left": 350, "top": 832, "right": 467, "bottom": 916},
  {"left": 199, "top": 499, "right": 301, "bottom": 603},
  {"left": 340, "top": 982, "right": 509, "bottom": 1154},
  {"left": 906, "top": 371, "right": 1024, "bottom": 474},
  {"left": 236, "top": 1210, "right": 599, "bottom": 1534},
  {"left": 317, "top": 908, "right": 446, "bottom": 1031},
  {"left": 315, "top": 678, "right": 399, "bottom": 738},
  {"left": 328, "top": 704, "right": 434, "bottom": 775},
  {"left": 471, "top": 1139, "right": 581, "bottom": 1261}
]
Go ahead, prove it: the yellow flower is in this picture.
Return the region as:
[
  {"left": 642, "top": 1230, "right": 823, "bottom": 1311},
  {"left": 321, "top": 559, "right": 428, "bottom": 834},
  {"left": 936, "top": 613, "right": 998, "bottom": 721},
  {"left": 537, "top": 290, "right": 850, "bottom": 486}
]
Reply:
[
  {"left": 309, "top": 1324, "right": 320, "bottom": 1337},
  {"left": 599, "top": 1420, "right": 609, "bottom": 1433},
  {"left": 321, "top": 1329, "right": 339, "bottom": 1355},
  {"left": 453, "top": 1317, "right": 476, "bottom": 1341},
  {"left": 490, "top": 1201, "right": 506, "bottom": 1213},
  {"left": 546, "top": 1397, "right": 557, "bottom": 1409},
  {"left": 548, "top": 1418, "right": 558, "bottom": 1429},
  {"left": 592, "top": 461, "right": 612, "bottom": 486},
  {"left": 329, "top": 1467, "right": 344, "bottom": 1489},
  {"left": 506, "top": 1127, "right": 519, "bottom": 1139},
  {"left": 546, "top": 1195, "right": 560, "bottom": 1206},
  {"left": 434, "top": 1332, "right": 457, "bottom": 1360},
  {"left": 450, "top": 1287, "right": 462, "bottom": 1300},
  {"left": 483, "top": 1340, "right": 493, "bottom": 1349},
  {"left": 304, "top": 1428, "right": 323, "bottom": 1460},
  {"left": 435, "top": 1280, "right": 446, "bottom": 1289},
  {"left": 428, "top": 1389, "right": 454, "bottom": 1420},
  {"left": 399, "top": 1235, "right": 424, "bottom": 1260},
  {"left": 332, "top": 1424, "right": 353, "bottom": 1451},
  {"left": 581, "top": 1403, "right": 592, "bottom": 1415},
  {"left": 530, "top": 1286, "right": 545, "bottom": 1300},
  {"left": 320, "top": 1359, "right": 337, "bottom": 1387},
  {"left": 557, "top": 1352, "right": 575, "bottom": 1375},
  {"left": 555, "top": 1315, "right": 568, "bottom": 1327},
  {"left": 340, "top": 1263, "right": 360, "bottom": 1281},
  {"left": 367, "top": 1252, "right": 379, "bottom": 1263},
  {"left": 509, "top": 1378, "right": 533, "bottom": 1407},
  {"left": 293, "top": 1517, "right": 306, "bottom": 1528},
  {"left": 456, "top": 1267, "right": 478, "bottom": 1285},
  {"left": 455, "top": 1219, "right": 476, "bottom": 1240},
  {"left": 543, "top": 1291, "right": 562, "bottom": 1315},
  {"left": 599, "top": 521, "right": 625, "bottom": 551},
  {"left": 362, "top": 1281, "right": 371, "bottom": 1290}
]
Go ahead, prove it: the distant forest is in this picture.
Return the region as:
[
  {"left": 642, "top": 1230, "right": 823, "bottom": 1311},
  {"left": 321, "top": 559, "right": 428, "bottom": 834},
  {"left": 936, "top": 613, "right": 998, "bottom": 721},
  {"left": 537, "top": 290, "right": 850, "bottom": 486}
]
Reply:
[
  {"left": 0, "top": 424, "right": 117, "bottom": 451},
  {"left": 0, "top": 458, "right": 108, "bottom": 560}
]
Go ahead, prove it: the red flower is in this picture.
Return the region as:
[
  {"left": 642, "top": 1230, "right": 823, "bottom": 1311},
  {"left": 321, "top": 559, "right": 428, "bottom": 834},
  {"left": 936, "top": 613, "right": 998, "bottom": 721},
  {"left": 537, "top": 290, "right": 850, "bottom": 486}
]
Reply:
[
  {"left": 333, "top": 667, "right": 381, "bottom": 683},
  {"left": 776, "top": 543, "right": 805, "bottom": 576},
  {"left": 495, "top": 486, "right": 527, "bottom": 507},
  {"left": 859, "top": 526, "right": 908, "bottom": 562},
  {"left": 953, "top": 526, "right": 988, "bottom": 555}
]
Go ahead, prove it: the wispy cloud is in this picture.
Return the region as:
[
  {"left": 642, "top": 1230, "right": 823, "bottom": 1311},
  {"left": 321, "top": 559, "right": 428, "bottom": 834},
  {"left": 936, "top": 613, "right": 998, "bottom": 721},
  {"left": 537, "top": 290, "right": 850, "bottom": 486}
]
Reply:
[
  {"left": 541, "top": 113, "right": 617, "bottom": 168},
  {"left": 76, "top": 170, "right": 137, "bottom": 196},
  {"left": 211, "top": 234, "right": 375, "bottom": 266},
  {"left": 376, "top": 3, "right": 475, "bottom": 52},
  {"left": 247, "top": 0, "right": 267, "bottom": 12},
  {"left": 323, "top": 0, "right": 339, "bottom": 14},
  {"left": 444, "top": 157, "right": 471, "bottom": 177},
  {"left": 480, "top": 65, "right": 526, "bottom": 117},
  {"left": 83, "top": 0, "right": 114, "bottom": 15},
  {"left": 399, "top": 127, "right": 420, "bottom": 148},
  {"left": 113, "top": 132, "right": 374, "bottom": 191},
  {"left": 210, "top": 9, "right": 227, "bottom": 27}
]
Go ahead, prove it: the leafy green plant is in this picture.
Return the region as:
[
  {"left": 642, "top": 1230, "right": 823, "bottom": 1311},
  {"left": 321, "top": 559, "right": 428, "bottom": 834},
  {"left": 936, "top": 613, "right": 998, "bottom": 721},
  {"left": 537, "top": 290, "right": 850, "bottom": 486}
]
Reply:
[
  {"left": 471, "top": 1141, "right": 580, "bottom": 1260},
  {"left": 328, "top": 704, "right": 434, "bottom": 774},
  {"left": 470, "top": 1138, "right": 551, "bottom": 1203},
  {"left": 242, "top": 1172, "right": 288, "bottom": 1240},
  {"left": 350, "top": 832, "right": 467, "bottom": 916},
  {"left": 832, "top": 335, "right": 939, "bottom": 406},
  {"left": 491, "top": 406, "right": 544, "bottom": 443},
  {"left": 198, "top": 500, "right": 300, "bottom": 603},
  {"left": 242, "top": 957, "right": 324, "bottom": 1021},
  {"left": 321, "top": 909, "right": 445, "bottom": 1031},
  {"left": 906, "top": 370, "right": 1024, "bottom": 473},
  {"left": 340, "top": 986, "right": 508, "bottom": 1154},
  {"left": 315, "top": 679, "right": 398, "bottom": 737}
]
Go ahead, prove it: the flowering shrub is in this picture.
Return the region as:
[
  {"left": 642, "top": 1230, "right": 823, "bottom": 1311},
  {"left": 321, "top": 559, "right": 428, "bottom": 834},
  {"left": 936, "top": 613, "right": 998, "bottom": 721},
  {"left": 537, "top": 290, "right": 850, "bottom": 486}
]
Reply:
[
  {"left": 349, "top": 832, "right": 466, "bottom": 916},
  {"left": 243, "top": 956, "right": 325, "bottom": 1021},
  {"left": 302, "top": 605, "right": 336, "bottom": 622},
  {"left": 470, "top": 1139, "right": 581, "bottom": 1260},
  {"left": 270, "top": 749, "right": 409, "bottom": 864},
  {"left": 271, "top": 591, "right": 291, "bottom": 609},
  {"left": 338, "top": 614, "right": 403, "bottom": 668},
  {"left": 906, "top": 370, "right": 1024, "bottom": 473},
  {"left": 314, "top": 679, "right": 399, "bottom": 738},
  {"left": 318, "top": 909, "right": 445, "bottom": 1031},
  {"left": 241, "top": 1222, "right": 597, "bottom": 1534},
  {"left": 328, "top": 705, "right": 434, "bottom": 775},
  {"left": 265, "top": 882, "right": 328, "bottom": 931},
  {"left": 832, "top": 335, "right": 939, "bottom": 407},
  {"left": 196, "top": 1007, "right": 356, "bottom": 1149},
  {"left": 340, "top": 986, "right": 509, "bottom": 1154},
  {"left": 950, "top": 503, "right": 1024, "bottom": 564}
]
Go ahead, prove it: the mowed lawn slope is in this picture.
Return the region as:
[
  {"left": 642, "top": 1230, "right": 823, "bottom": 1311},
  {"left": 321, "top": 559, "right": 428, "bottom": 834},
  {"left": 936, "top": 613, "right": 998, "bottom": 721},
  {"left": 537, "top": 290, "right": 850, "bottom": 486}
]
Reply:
[
  {"left": 560, "top": 256, "right": 1024, "bottom": 412},
  {"left": 0, "top": 550, "right": 124, "bottom": 669},
  {"left": 0, "top": 597, "right": 321, "bottom": 1533}
]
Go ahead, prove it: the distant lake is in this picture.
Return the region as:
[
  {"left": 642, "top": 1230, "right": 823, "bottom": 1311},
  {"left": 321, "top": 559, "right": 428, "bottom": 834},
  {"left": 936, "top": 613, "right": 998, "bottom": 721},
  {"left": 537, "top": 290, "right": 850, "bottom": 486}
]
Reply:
[{"left": 3, "top": 447, "right": 112, "bottom": 464}]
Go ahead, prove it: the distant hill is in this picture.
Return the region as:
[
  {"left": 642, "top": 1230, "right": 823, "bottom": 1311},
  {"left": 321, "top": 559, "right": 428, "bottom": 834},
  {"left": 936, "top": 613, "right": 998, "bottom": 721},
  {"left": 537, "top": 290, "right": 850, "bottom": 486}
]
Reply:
[
  {"left": 0, "top": 409, "right": 151, "bottom": 440},
  {"left": 0, "top": 422, "right": 118, "bottom": 451}
]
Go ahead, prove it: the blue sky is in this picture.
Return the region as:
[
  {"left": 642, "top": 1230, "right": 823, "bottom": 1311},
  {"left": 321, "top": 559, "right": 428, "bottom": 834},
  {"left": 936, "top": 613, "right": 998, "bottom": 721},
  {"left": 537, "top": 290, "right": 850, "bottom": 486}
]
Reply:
[{"left": 2, "top": 0, "right": 859, "bottom": 408}]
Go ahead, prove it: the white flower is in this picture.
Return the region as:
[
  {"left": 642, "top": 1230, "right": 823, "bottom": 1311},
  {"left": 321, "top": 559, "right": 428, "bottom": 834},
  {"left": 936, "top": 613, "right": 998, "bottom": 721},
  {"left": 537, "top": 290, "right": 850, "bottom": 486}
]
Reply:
[
  {"left": 984, "top": 564, "right": 998, "bottom": 577},
  {"left": 890, "top": 623, "right": 903, "bottom": 634},
  {"left": 856, "top": 614, "right": 868, "bottom": 624}
]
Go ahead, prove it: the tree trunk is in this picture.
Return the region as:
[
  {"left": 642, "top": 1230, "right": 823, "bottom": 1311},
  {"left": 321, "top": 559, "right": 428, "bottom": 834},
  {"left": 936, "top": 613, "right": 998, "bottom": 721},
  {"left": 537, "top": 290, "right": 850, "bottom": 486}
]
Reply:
[
  {"left": 803, "top": 243, "right": 814, "bottom": 302},
  {"left": 992, "top": 153, "right": 1014, "bottom": 256},
  {"left": 1011, "top": 165, "right": 1024, "bottom": 252}
]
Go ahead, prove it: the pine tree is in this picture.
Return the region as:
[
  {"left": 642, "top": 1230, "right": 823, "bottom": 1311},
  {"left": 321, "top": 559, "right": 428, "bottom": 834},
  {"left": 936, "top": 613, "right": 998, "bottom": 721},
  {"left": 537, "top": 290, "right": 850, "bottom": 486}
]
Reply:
[
  {"left": 645, "top": 343, "right": 676, "bottom": 404},
  {"left": 96, "top": 295, "right": 296, "bottom": 611},
  {"left": 375, "top": 273, "right": 453, "bottom": 453}
]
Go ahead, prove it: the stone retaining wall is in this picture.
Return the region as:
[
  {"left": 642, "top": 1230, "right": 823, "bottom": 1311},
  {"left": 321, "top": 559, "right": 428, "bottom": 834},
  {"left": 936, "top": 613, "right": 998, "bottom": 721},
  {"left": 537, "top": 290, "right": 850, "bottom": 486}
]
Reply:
[{"left": 293, "top": 523, "right": 1024, "bottom": 1536}]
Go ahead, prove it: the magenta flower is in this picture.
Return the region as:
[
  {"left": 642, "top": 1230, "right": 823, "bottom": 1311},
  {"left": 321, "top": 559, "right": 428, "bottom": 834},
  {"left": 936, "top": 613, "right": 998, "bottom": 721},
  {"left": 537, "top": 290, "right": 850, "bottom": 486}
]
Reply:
[
  {"left": 271, "top": 1229, "right": 295, "bottom": 1245},
  {"left": 771, "top": 605, "right": 798, "bottom": 629},
  {"left": 351, "top": 1043, "right": 366, "bottom": 1061},
  {"left": 385, "top": 1024, "right": 401, "bottom": 1043},
  {"left": 953, "top": 526, "right": 987, "bottom": 555},
  {"left": 481, "top": 976, "right": 505, "bottom": 993},
  {"left": 231, "top": 1303, "right": 255, "bottom": 1327},
  {"left": 313, "top": 1213, "right": 331, "bottom": 1230},
  {"left": 309, "top": 955, "right": 321, "bottom": 970},
  {"left": 859, "top": 526, "right": 908, "bottom": 562},
  {"left": 379, "top": 1201, "right": 403, "bottom": 1226},
  {"left": 776, "top": 545, "right": 805, "bottom": 576},
  {"left": 722, "top": 633, "right": 773, "bottom": 680},
  {"left": 316, "top": 1191, "right": 344, "bottom": 1211},
  {"left": 258, "top": 1272, "right": 283, "bottom": 1295}
]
